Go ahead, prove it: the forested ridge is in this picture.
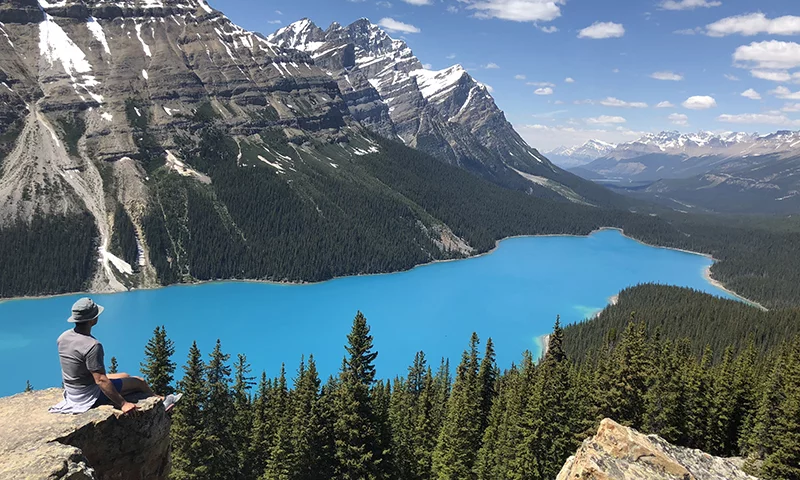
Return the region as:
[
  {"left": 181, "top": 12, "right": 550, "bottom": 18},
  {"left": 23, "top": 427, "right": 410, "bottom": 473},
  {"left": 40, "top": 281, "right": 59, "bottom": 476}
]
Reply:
[
  {"left": 2, "top": 126, "right": 800, "bottom": 310},
  {"left": 564, "top": 284, "right": 800, "bottom": 362},
  {"left": 120, "top": 288, "right": 800, "bottom": 480}
]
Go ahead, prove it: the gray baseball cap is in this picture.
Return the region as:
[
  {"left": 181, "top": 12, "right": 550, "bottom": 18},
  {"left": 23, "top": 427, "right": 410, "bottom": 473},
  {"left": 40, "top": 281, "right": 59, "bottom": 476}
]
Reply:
[{"left": 68, "top": 297, "right": 105, "bottom": 323}]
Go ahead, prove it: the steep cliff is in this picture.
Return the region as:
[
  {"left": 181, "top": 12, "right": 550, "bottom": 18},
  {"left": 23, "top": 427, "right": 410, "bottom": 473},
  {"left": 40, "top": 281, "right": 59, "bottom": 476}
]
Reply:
[
  {"left": 0, "top": 389, "right": 170, "bottom": 480},
  {"left": 557, "top": 419, "right": 758, "bottom": 480}
]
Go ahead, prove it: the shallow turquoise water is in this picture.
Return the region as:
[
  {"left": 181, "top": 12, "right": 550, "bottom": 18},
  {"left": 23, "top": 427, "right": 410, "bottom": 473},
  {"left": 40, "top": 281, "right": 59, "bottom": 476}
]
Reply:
[{"left": 0, "top": 229, "right": 735, "bottom": 397}]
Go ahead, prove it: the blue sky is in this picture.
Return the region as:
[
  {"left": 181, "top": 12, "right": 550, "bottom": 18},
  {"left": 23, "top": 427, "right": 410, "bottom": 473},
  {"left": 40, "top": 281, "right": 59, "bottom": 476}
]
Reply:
[{"left": 209, "top": 0, "right": 800, "bottom": 150}]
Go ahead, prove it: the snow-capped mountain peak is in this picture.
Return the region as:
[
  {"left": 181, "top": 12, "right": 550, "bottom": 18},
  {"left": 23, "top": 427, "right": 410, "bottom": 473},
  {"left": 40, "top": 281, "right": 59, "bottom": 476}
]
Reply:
[{"left": 546, "top": 139, "right": 617, "bottom": 161}]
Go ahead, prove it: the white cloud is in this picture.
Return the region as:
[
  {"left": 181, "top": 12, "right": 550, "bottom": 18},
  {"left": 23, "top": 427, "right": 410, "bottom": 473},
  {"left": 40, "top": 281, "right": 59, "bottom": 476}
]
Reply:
[
  {"left": 586, "top": 115, "right": 627, "bottom": 125},
  {"left": 267, "top": 20, "right": 282, "bottom": 24},
  {"left": 540, "top": 25, "right": 559, "bottom": 33},
  {"left": 668, "top": 113, "right": 689, "bottom": 125},
  {"left": 484, "top": 62, "right": 500, "bottom": 69},
  {"left": 531, "top": 109, "right": 569, "bottom": 118},
  {"left": 446, "top": 5, "right": 459, "bottom": 13},
  {"left": 741, "top": 88, "right": 761, "bottom": 100},
  {"left": 770, "top": 86, "right": 800, "bottom": 100},
  {"left": 482, "top": 84, "right": 495, "bottom": 93},
  {"left": 612, "top": 68, "right": 620, "bottom": 73},
  {"left": 377, "top": 18, "right": 421, "bottom": 33},
  {"left": 717, "top": 113, "right": 800, "bottom": 125},
  {"left": 534, "top": 87, "right": 554, "bottom": 95},
  {"left": 600, "top": 97, "right": 648, "bottom": 108},
  {"left": 402, "top": 0, "right": 432, "bottom": 4},
  {"left": 554, "top": 100, "right": 565, "bottom": 105},
  {"left": 422, "top": 63, "right": 432, "bottom": 69},
  {"left": 750, "top": 70, "right": 792, "bottom": 82},
  {"left": 650, "top": 71, "right": 684, "bottom": 81},
  {"left": 782, "top": 103, "right": 800, "bottom": 112},
  {"left": 446, "top": 53, "right": 456, "bottom": 59},
  {"left": 514, "top": 74, "right": 527, "bottom": 80},
  {"left": 467, "top": 0, "right": 565, "bottom": 23},
  {"left": 706, "top": 13, "right": 800, "bottom": 37},
  {"left": 578, "top": 22, "right": 625, "bottom": 39},
  {"left": 659, "top": 0, "right": 721, "bottom": 10},
  {"left": 527, "top": 82, "right": 555, "bottom": 87},
  {"left": 564, "top": 77, "right": 575, "bottom": 83},
  {"left": 377, "top": 1, "right": 393, "bottom": 7},
  {"left": 656, "top": 101, "right": 675, "bottom": 108},
  {"left": 724, "top": 73, "right": 740, "bottom": 81},
  {"left": 733, "top": 41, "right": 800, "bottom": 70},
  {"left": 275, "top": 10, "right": 283, "bottom": 15},
  {"left": 517, "top": 124, "right": 645, "bottom": 151},
  {"left": 674, "top": 27, "right": 703, "bottom": 35},
  {"left": 682, "top": 95, "right": 717, "bottom": 110}
]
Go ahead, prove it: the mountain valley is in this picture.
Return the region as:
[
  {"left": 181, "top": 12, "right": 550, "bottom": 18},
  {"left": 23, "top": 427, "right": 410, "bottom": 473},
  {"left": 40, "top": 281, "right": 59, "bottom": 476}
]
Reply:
[{"left": 553, "top": 131, "right": 800, "bottom": 214}]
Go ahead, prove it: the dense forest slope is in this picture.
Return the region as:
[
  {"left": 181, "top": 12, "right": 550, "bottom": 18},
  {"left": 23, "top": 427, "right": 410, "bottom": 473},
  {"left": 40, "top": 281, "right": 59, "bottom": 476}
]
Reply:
[{"left": 564, "top": 284, "right": 800, "bottom": 361}]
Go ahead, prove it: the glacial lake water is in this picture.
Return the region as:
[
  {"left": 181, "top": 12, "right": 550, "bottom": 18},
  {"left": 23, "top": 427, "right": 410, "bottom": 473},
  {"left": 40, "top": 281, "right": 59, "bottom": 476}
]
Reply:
[{"left": 0, "top": 229, "right": 737, "bottom": 397}]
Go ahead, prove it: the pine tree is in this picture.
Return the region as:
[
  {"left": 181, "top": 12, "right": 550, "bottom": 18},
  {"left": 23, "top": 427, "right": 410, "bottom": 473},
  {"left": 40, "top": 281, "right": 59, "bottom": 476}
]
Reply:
[
  {"left": 602, "top": 319, "right": 650, "bottom": 429},
  {"left": 389, "top": 376, "right": 414, "bottom": 479},
  {"left": 24, "top": 380, "right": 33, "bottom": 392},
  {"left": 171, "top": 342, "right": 207, "bottom": 480},
  {"left": 263, "top": 364, "right": 293, "bottom": 480},
  {"left": 760, "top": 337, "right": 800, "bottom": 480},
  {"left": 432, "top": 333, "right": 482, "bottom": 480},
  {"left": 333, "top": 312, "right": 382, "bottom": 479},
  {"left": 290, "top": 355, "right": 333, "bottom": 480},
  {"left": 475, "top": 369, "right": 512, "bottom": 480},
  {"left": 247, "top": 372, "right": 272, "bottom": 480},
  {"left": 477, "top": 338, "right": 497, "bottom": 436},
  {"left": 643, "top": 340, "right": 683, "bottom": 443},
  {"left": 140, "top": 326, "right": 176, "bottom": 395},
  {"left": 233, "top": 354, "right": 255, "bottom": 478},
  {"left": 109, "top": 357, "right": 119, "bottom": 374},
  {"left": 411, "top": 367, "right": 438, "bottom": 480},
  {"left": 373, "top": 380, "right": 394, "bottom": 479},
  {"left": 205, "top": 339, "right": 237, "bottom": 479}
]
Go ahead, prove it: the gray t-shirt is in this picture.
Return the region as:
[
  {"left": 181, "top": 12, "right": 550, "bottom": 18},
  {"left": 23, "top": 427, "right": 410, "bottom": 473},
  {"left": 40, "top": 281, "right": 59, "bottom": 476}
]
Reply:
[{"left": 57, "top": 329, "right": 105, "bottom": 388}]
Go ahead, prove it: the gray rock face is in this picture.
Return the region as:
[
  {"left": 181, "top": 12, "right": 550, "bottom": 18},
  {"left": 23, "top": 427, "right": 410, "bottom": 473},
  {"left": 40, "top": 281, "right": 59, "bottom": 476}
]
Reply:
[
  {"left": 557, "top": 419, "right": 759, "bottom": 480},
  {"left": 267, "top": 18, "right": 564, "bottom": 189},
  {"left": 0, "top": 389, "right": 170, "bottom": 480}
]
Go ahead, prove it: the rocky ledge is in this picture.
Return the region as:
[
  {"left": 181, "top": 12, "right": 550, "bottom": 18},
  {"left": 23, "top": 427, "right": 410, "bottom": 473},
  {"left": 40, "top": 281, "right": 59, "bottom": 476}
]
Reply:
[
  {"left": 0, "top": 389, "right": 170, "bottom": 480},
  {"left": 558, "top": 418, "right": 758, "bottom": 480}
]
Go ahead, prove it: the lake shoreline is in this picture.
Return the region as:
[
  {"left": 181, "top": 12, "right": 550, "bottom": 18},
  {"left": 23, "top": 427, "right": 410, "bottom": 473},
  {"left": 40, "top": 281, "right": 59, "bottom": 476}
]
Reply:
[{"left": 0, "top": 227, "right": 764, "bottom": 310}]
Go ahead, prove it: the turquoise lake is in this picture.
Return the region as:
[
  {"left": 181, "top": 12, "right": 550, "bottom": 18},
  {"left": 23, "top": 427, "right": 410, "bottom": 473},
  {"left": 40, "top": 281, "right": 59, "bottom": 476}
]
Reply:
[{"left": 0, "top": 229, "right": 737, "bottom": 397}]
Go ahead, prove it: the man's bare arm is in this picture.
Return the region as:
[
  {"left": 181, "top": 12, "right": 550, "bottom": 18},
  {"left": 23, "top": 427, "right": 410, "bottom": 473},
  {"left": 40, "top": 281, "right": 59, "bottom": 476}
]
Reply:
[{"left": 91, "top": 371, "right": 136, "bottom": 413}]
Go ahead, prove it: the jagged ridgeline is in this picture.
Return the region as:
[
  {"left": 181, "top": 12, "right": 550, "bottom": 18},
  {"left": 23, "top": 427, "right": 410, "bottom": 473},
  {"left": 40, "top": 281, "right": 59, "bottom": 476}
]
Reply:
[{"left": 0, "top": 0, "right": 636, "bottom": 298}]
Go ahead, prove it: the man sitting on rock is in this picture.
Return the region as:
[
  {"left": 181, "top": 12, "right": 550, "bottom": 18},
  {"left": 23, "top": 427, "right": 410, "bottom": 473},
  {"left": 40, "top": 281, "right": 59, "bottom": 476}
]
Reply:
[{"left": 49, "top": 298, "right": 181, "bottom": 415}]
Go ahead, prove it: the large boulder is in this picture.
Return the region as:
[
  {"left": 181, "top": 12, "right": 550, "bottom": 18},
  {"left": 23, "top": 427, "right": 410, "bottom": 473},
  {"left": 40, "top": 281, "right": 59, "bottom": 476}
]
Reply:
[
  {"left": 557, "top": 418, "right": 758, "bottom": 480},
  {"left": 0, "top": 389, "right": 170, "bottom": 479}
]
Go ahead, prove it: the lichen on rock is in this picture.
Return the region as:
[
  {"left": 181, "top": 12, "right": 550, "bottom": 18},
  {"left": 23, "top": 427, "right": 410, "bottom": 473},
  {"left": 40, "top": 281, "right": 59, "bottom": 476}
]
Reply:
[{"left": 0, "top": 388, "right": 170, "bottom": 480}]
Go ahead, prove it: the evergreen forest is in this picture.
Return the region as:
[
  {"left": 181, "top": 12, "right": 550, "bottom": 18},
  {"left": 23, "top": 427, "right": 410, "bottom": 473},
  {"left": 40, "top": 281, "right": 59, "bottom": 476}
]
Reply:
[{"left": 130, "top": 287, "right": 800, "bottom": 480}]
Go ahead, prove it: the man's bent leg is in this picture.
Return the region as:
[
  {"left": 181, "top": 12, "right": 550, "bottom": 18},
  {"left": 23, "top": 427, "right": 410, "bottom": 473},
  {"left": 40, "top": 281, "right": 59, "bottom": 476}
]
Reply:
[
  {"left": 119, "top": 376, "right": 156, "bottom": 397},
  {"left": 107, "top": 373, "right": 131, "bottom": 380}
]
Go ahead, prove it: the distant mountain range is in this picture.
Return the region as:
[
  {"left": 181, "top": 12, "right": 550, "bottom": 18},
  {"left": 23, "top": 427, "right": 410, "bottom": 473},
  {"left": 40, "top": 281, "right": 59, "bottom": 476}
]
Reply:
[{"left": 549, "top": 131, "right": 800, "bottom": 214}]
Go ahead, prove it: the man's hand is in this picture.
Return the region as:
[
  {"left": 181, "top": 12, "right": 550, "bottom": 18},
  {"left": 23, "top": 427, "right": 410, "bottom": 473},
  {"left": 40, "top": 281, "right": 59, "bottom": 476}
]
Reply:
[{"left": 121, "top": 402, "right": 137, "bottom": 414}]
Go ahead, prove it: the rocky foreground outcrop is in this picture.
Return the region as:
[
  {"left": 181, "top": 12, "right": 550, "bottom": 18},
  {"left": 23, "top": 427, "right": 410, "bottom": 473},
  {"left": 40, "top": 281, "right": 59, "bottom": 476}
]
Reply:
[
  {"left": 558, "top": 419, "right": 757, "bottom": 480},
  {"left": 0, "top": 389, "right": 170, "bottom": 480}
]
